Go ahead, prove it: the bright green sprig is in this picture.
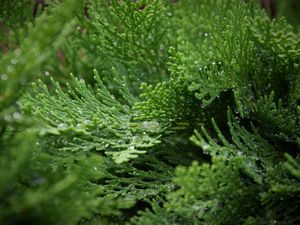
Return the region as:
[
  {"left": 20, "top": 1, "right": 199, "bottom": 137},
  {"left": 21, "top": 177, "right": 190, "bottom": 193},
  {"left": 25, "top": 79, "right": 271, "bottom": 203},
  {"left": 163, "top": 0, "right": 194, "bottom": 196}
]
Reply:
[
  {"left": 83, "top": 0, "right": 169, "bottom": 85},
  {"left": 24, "top": 70, "right": 163, "bottom": 163}
]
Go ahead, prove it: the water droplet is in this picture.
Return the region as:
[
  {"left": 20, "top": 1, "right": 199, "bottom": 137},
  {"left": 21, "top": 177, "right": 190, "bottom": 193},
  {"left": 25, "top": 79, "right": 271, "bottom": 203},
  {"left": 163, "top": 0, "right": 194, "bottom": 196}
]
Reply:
[
  {"left": 132, "top": 136, "right": 138, "bottom": 143},
  {"left": 7, "top": 65, "right": 13, "bottom": 72},
  {"left": 192, "top": 205, "right": 200, "bottom": 211},
  {"left": 84, "top": 120, "right": 92, "bottom": 125},
  {"left": 14, "top": 49, "right": 21, "bottom": 56},
  {"left": 32, "top": 177, "right": 45, "bottom": 186},
  {"left": 142, "top": 121, "right": 160, "bottom": 132},
  {"left": 132, "top": 170, "right": 139, "bottom": 176},
  {"left": 235, "top": 116, "right": 241, "bottom": 123},
  {"left": 13, "top": 112, "right": 21, "bottom": 119},
  {"left": 159, "top": 44, "right": 164, "bottom": 51},
  {"left": 201, "top": 141, "right": 210, "bottom": 151},
  {"left": 128, "top": 145, "right": 135, "bottom": 150},
  {"left": 11, "top": 58, "right": 17, "bottom": 64},
  {"left": 77, "top": 124, "right": 84, "bottom": 129},
  {"left": 1, "top": 74, "right": 8, "bottom": 80},
  {"left": 58, "top": 123, "right": 68, "bottom": 128}
]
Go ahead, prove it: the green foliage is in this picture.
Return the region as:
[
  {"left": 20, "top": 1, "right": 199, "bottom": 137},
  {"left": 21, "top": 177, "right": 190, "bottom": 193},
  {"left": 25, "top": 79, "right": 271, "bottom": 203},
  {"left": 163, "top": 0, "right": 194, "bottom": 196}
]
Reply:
[
  {"left": 277, "top": 0, "right": 300, "bottom": 28},
  {"left": 1, "top": 0, "right": 300, "bottom": 225},
  {"left": 80, "top": 0, "right": 170, "bottom": 89},
  {"left": 0, "top": 0, "right": 35, "bottom": 45},
  {"left": 133, "top": 114, "right": 299, "bottom": 225},
  {"left": 133, "top": 48, "right": 202, "bottom": 122},
  {"left": 0, "top": 127, "right": 129, "bottom": 225},
  {"left": 0, "top": 0, "right": 84, "bottom": 114},
  {"left": 23, "top": 70, "right": 163, "bottom": 163}
]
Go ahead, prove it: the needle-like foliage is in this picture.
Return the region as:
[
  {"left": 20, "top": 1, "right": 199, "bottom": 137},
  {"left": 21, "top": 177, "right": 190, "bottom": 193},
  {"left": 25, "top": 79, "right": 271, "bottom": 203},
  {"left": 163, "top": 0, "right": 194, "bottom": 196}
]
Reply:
[
  {"left": 1, "top": 0, "right": 300, "bottom": 224},
  {"left": 23, "top": 70, "right": 163, "bottom": 163}
]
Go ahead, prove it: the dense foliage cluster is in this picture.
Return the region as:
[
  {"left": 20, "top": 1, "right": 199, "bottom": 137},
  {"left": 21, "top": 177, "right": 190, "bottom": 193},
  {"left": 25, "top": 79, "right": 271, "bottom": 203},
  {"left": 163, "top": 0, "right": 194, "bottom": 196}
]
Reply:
[{"left": 1, "top": 0, "right": 300, "bottom": 224}]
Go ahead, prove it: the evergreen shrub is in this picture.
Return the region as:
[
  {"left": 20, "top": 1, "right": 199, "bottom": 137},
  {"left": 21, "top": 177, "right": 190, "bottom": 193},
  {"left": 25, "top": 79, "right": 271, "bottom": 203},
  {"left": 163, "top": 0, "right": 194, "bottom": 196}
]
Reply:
[{"left": 0, "top": 0, "right": 300, "bottom": 224}]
